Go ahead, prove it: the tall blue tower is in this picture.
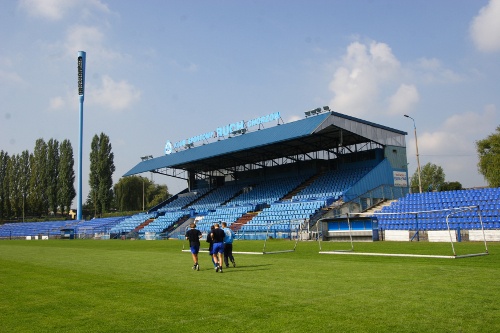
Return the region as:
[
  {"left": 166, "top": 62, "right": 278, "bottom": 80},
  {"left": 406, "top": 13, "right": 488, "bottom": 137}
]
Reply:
[{"left": 77, "top": 51, "right": 86, "bottom": 221}]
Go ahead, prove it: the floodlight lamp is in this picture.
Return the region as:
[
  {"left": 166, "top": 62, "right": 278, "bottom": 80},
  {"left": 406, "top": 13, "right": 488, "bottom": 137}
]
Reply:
[{"left": 231, "top": 128, "right": 245, "bottom": 136}]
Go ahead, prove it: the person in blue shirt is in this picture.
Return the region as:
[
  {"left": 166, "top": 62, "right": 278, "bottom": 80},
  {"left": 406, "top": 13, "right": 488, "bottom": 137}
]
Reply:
[{"left": 221, "top": 222, "right": 236, "bottom": 268}]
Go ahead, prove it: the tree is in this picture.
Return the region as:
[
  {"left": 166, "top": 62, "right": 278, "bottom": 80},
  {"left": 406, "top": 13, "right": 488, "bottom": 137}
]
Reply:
[
  {"left": 18, "top": 150, "right": 31, "bottom": 220},
  {"left": 148, "top": 183, "right": 170, "bottom": 208},
  {"left": 29, "top": 138, "right": 49, "bottom": 216},
  {"left": 113, "top": 176, "right": 170, "bottom": 212},
  {"left": 410, "top": 162, "right": 445, "bottom": 192},
  {"left": 476, "top": 126, "right": 500, "bottom": 187},
  {"left": 0, "top": 151, "right": 9, "bottom": 218},
  {"left": 3, "top": 153, "right": 13, "bottom": 218},
  {"left": 88, "top": 135, "right": 100, "bottom": 216},
  {"left": 8, "top": 154, "right": 22, "bottom": 218},
  {"left": 439, "top": 181, "right": 463, "bottom": 192},
  {"left": 88, "top": 133, "right": 115, "bottom": 216},
  {"left": 47, "top": 139, "right": 60, "bottom": 215},
  {"left": 58, "top": 140, "right": 75, "bottom": 215},
  {"left": 1, "top": 138, "right": 73, "bottom": 220},
  {"left": 113, "top": 176, "right": 145, "bottom": 211}
]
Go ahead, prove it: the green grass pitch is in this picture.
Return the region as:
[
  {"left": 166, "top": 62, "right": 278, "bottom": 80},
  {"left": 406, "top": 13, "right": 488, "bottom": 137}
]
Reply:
[{"left": 1, "top": 239, "right": 499, "bottom": 332}]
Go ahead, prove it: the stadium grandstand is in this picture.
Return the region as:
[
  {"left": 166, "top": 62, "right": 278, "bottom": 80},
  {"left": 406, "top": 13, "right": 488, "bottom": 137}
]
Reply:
[{"left": 1, "top": 109, "right": 499, "bottom": 242}]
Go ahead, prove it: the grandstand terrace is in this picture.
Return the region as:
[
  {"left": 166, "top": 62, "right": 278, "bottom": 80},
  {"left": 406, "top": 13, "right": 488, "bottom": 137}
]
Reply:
[{"left": 2, "top": 110, "right": 499, "bottom": 241}]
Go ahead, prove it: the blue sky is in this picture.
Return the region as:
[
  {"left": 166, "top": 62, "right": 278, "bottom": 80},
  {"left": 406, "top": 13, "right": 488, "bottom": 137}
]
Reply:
[{"left": 1, "top": 0, "right": 499, "bottom": 199}]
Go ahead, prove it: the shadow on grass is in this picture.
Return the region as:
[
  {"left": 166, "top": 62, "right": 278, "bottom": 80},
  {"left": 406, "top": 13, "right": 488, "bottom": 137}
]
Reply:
[{"left": 198, "top": 263, "right": 273, "bottom": 272}]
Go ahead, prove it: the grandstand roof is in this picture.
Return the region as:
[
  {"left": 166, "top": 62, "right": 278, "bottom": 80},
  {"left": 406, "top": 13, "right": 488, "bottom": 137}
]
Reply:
[{"left": 123, "top": 111, "right": 406, "bottom": 178}]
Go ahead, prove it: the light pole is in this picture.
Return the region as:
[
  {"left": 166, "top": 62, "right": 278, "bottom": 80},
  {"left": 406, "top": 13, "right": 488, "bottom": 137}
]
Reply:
[
  {"left": 140, "top": 155, "right": 153, "bottom": 211},
  {"left": 77, "top": 51, "right": 86, "bottom": 220},
  {"left": 404, "top": 115, "right": 422, "bottom": 193}
]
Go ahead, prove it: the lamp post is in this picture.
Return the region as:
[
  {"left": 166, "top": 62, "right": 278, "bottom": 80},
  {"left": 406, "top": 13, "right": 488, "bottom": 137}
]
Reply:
[
  {"left": 404, "top": 115, "right": 422, "bottom": 193},
  {"left": 140, "top": 155, "right": 153, "bottom": 211}
]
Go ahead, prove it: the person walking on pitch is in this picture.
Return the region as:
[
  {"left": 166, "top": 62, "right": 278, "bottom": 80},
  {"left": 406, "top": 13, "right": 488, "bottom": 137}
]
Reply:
[
  {"left": 206, "top": 225, "right": 217, "bottom": 268},
  {"left": 221, "top": 222, "right": 236, "bottom": 268},
  {"left": 210, "top": 223, "right": 225, "bottom": 273},
  {"left": 185, "top": 223, "right": 202, "bottom": 271}
]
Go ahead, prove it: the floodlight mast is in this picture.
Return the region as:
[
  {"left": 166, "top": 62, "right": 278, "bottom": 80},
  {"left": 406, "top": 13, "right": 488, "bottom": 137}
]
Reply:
[
  {"left": 77, "top": 51, "right": 86, "bottom": 220},
  {"left": 404, "top": 114, "right": 422, "bottom": 193}
]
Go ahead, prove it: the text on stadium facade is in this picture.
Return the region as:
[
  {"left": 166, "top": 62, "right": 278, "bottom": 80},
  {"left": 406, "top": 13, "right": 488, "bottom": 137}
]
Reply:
[{"left": 166, "top": 111, "right": 280, "bottom": 154}]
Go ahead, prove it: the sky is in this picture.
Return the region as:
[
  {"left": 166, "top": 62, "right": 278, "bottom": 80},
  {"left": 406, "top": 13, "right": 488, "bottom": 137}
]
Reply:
[{"left": 1, "top": 0, "right": 500, "bottom": 202}]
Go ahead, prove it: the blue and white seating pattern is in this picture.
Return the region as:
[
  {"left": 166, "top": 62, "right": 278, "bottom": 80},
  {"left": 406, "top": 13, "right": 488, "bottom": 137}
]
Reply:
[
  {"left": 188, "top": 183, "right": 245, "bottom": 212},
  {"left": 376, "top": 188, "right": 500, "bottom": 230},
  {"left": 229, "top": 174, "right": 311, "bottom": 206},
  {"left": 140, "top": 210, "right": 188, "bottom": 233},
  {"left": 0, "top": 221, "right": 70, "bottom": 238},
  {"left": 195, "top": 206, "right": 253, "bottom": 233},
  {"left": 240, "top": 200, "right": 325, "bottom": 232},
  {"left": 75, "top": 217, "right": 126, "bottom": 235},
  {"left": 109, "top": 213, "right": 156, "bottom": 234},
  {"left": 157, "top": 188, "right": 210, "bottom": 212},
  {"left": 293, "top": 168, "right": 369, "bottom": 200}
]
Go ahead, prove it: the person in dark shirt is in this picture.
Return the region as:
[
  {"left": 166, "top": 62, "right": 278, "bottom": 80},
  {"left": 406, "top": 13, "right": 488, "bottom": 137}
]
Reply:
[
  {"left": 210, "top": 223, "right": 225, "bottom": 273},
  {"left": 185, "top": 223, "right": 202, "bottom": 271},
  {"left": 206, "top": 225, "right": 216, "bottom": 268}
]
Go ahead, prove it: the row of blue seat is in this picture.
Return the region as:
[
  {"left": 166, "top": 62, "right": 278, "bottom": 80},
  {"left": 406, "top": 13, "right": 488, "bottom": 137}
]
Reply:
[{"left": 376, "top": 188, "right": 500, "bottom": 230}]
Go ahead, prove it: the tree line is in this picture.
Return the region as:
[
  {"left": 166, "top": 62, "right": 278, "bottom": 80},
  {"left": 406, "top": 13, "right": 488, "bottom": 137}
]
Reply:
[
  {"left": 0, "top": 138, "right": 75, "bottom": 219},
  {"left": 0, "top": 133, "right": 170, "bottom": 221}
]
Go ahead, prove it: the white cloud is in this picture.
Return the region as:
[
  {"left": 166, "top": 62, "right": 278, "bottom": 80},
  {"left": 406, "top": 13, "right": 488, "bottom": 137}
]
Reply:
[
  {"left": 49, "top": 96, "right": 66, "bottom": 110},
  {"left": 328, "top": 41, "right": 403, "bottom": 118},
  {"left": 64, "top": 24, "right": 102, "bottom": 55},
  {"left": 407, "top": 106, "right": 497, "bottom": 184},
  {"left": 166, "top": 59, "right": 199, "bottom": 73},
  {"left": 88, "top": 75, "right": 141, "bottom": 111},
  {"left": 0, "top": 70, "right": 24, "bottom": 84},
  {"left": 470, "top": 0, "right": 500, "bottom": 52},
  {"left": 0, "top": 57, "right": 24, "bottom": 84},
  {"left": 63, "top": 25, "right": 121, "bottom": 61},
  {"left": 18, "top": 0, "right": 110, "bottom": 21},
  {"left": 442, "top": 105, "right": 497, "bottom": 135},
  {"left": 417, "top": 106, "right": 497, "bottom": 156},
  {"left": 387, "top": 84, "right": 419, "bottom": 115},
  {"left": 287, "top": 115, "right": 302, "bottom": 123},
  {"left": 19, "top": 0, "right": 77, "bottom": 20},
  {"left": 415, "top": 58, "right": 462, "bottom": 83}
]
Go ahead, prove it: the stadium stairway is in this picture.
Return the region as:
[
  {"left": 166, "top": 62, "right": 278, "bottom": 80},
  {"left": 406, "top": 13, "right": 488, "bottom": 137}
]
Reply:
[
  {"left": 168, "top": 216, "right": 196, "bottom": 239},
  {"left": 164, "top": 214, "right": 191, "bottom": 233},
  {"left": 363, "top": 200, "right": 395, "bottom": 215},
  {"left": 133, "top": 218, "right": 154, "bottom": 232},
  {"left": 231, "top": 212, "right": 258, "bottom": 231}
]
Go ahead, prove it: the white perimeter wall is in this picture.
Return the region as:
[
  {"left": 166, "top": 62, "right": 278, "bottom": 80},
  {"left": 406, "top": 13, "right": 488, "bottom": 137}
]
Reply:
[
  {"left": 385, "top": 230, "right": 500, "bottom": 242},
  {"left": 384, "top": 230, "right": 410, "bottom": 241},
  {"left": 469, "top": 230, "right": 500, "bottom": 241}
]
